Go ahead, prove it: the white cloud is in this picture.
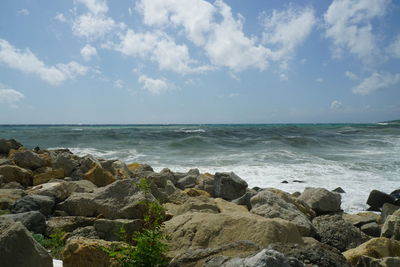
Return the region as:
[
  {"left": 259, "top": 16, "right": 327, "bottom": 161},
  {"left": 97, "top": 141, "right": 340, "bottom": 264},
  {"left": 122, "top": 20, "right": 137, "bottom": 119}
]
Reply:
[
  {"left": 80, "top": 44, "right": 97, "bottom": 61},
  {"left": 352, "top": 72, "right": 400, "bottom": 95},
  {"left": 0, "top": 39, "right": 87, "bottom": 85},
  {"left": 261, "top": 6, "right": 315, "bottom": 62},
  {"left": 345, "top": 71, "right": 359, "bottom": 81},
  {"left": 72, "top": 13, "right": 124, "bottom": 40},
  {"left": 279, "top": 73, "right": 288, "bottom": 81},
  {"left": 54, "top": 13, "right": 66, "bottom": 22},
  {"left": 18, "top": 9, "right": 29, "bottom": 16},
  {"left": 114, "top": 79, "right": 124, "bottom": 88},
  {"left": 0, "top": 85, "right": 24, "bottom": 108},
  {"left": 138, "top": 74, "right": 170, "bottom": 95},
  {"left": 387, "top": 35, "right": 400, "bottom": 58},
  {"left": 330, "top": 100, "right": 343, "bottom": 109},
  {"left": 228, "top": 93, "right": 239, "bottom": 98},
  {"left": 315, "top": 78, "right": 324, "bottom": 83},
  {"left": 324, "top": 0, "right": 390, "bottom": 62},
  {"left": 75, "top": 0, "right": 108, "bottom": 14}
]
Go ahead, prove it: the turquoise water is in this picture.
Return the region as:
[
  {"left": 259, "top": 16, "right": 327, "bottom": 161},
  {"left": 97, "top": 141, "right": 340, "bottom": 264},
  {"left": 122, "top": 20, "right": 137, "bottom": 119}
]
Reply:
[{"left": 1, "top": 123, "right": 399, "bottom": 212}]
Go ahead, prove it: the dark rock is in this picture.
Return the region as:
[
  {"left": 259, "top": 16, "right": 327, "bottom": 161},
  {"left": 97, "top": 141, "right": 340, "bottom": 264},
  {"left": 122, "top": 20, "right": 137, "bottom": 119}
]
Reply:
[
  {"left": 0, "top": 217, "right": 52, "bottom": 267},
  {"left": 312, "top": 214, "right": 370, "bottom": 252},
  {"left": 0, "top": 165, "right": 33, "bottom": 186},
  {"left": 2, "top": 211, "right": 46, "bottom": 234},
  {"left": 299, "top": 187, "right": 341, "bottom": 215},
  {"left": 390, "top": 189, "right": 400, "bottom": 200},
  {"left": 232, "top": 190, "right": 257, "bottom": 210},
  {"left": 12, "top": 151, "right": 46, "bottom": 170},
  {"left": 367, "top": 190, "right": 395, "bottom": 210},
  {"left": 11, "top": 194, "right": 55, "bottom": 216},
  {"left": 293, "top": 180, "right": 305, "bottom": 183},
  {"left": 281, "top": 180, "right": 289, "bottom": 184},
  {"left": 333, "top": 187, "right": 346, "bottom": 193},
  {"left": 0, "top": 139, "right": 22, "bottom": 155},
  {"left": 213, "top": 172, "right": 248, "bottom": 201},
  {"left": 360, "top": 222, "right": 381, "bottom": 237}
]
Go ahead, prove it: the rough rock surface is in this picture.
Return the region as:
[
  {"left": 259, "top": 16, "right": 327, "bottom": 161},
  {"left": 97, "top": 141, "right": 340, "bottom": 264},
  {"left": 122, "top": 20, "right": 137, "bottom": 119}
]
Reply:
[
  {"left": 94, "top": 218, "right": 143, "bottom": 241},
  {"left": 0, "top": 217, "right": 52, "bottom": 267},
  {"left": 312, "top": 214, "right": 370, "bottom": 251},
  {"left": 0, "top": 165, "right": 33, "bottom": 186},
  {"left": 213, "top": 172, "right": 248, "bottom": 200},
  {"left": 381, "top": 203, "right": 400, "bottom": 222},
  {"left": 2, "top": 210, "right": 46, "bottom": 234},
  {"left": 299, "top": 187, "right": 341, "bottom": 215},
  {"left": 367, "top": 190, "right": 396, "bottom": 211},
  {"left": 12, "top": 150, "right": 46, "bottom": 170},
  {"left": 0, "top": 139, "right": 22, "bottom": 155},
  {"left": 84, "top": 164, "right": 116, "bottom": 187},
  {"left": 27, "top": 181, "right": 70, "bottom": 202},
  {"left": 46, "top": 216, "right": 96, "bottom": 234},
  {"left": 356, "top": 256, "right": 400, "bottom": 267},
  {"left": 33, "top": 168, "right": 64, "bottom": 185},
  {"left": 343, "top": 238, "right": 400, "bottom": 266},
  {"left": 11, "top": 194, "right": 55, "bottom": 216},
  {"left": 381, "top": 210, "right": 400, "bottom": 240},
  {"left": 0, "top": 188, "right": 25, "bottom": 209}
]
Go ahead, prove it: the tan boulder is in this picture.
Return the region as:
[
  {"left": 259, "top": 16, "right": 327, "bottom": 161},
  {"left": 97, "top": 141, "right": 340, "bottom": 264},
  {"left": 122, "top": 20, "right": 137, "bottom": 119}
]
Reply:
[
  {"left": 343, "top": 237, "right": 400, "bottom": 266},
  {"left": 62, "top": 237, "right": 126, "bottom": 267},
  {"left": 164, "top": 211, "right": 302, "bottom": 258},
  {"left": 33, "top": 168, "right": 64, "bottom": 186},
  {"left": 183, "top": 188, "right": 211, "bottom": 197},
  {"left": 0, "top": 165, "right": 33, "bottom": 186},
  {"left": 342, "top": 212, "right": 381, "bottom": 227},
  {"left": 0, "top": 189, "right": 25, "bottom": 209},
  {"left": 84, "top": 164, "right": 116, "bottom": 187}
]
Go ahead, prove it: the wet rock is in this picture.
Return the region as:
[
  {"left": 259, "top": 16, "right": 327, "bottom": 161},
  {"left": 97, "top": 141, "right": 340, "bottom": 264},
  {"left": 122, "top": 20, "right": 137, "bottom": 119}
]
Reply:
[
  {"left": 11, "top": 194, "right": 55, "bottom": 216},
  {"left": 312, "top": 214, "right": 370, "bottom": 251},
  {"left": 0, "top": 188, "right": 25, "bottom": 209},
  {"left": 0, "top": 139, "right": 22, "bottom": 155},
  {"left": 0, "top": 165, "right": 33, "bottom": 186},
  {"left": 390, "top": 189, "right": 400, "bottom": 200},
  {"left": 333, "top": 187, "right": 346, "bottom": 193},
  {"left": 299, "top": 187, "right": 341, "bottom": 215},
  {"left": 12, "top": 150, "right": 46, "bottom": 170},
  {"left": 0, "top": 217, "right": 52, "bottom": 267},
  {"left": 213, "top": 172, "right": 248, "bottom": 201},
  {"left": 367, "top": 190, "right": 395, "bottom": 211}
]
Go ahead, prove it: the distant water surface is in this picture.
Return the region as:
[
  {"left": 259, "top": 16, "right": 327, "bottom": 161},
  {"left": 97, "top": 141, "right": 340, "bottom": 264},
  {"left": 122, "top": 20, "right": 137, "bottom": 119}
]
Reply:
[{"left": 1, "top": 123, "right": 399, "bottom": 212}]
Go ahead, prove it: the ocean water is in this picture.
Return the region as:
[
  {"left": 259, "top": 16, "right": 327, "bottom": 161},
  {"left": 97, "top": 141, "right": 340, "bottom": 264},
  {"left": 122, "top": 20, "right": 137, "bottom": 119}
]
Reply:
[{"left": 1, "top": 123, "right": 399, "bottom": 213}]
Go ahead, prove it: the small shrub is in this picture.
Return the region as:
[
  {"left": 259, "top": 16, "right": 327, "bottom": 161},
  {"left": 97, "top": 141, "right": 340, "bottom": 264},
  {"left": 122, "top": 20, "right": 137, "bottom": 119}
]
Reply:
[
  {"left": 32, "top": 229, "right": 66, "bottom": 259},
  {"left": 0, "top": 209, "right": 10, "bottom": 215}
]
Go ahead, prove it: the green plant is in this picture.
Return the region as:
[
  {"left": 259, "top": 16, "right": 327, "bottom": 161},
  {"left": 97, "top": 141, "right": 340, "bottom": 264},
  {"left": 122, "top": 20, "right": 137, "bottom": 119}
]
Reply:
[
  {"left": 0, "top": 209, "right": 10, "bottom": 215},
  {"left": 32, "top": 229, "right": 66, "bottom": 259},
  {"left": 104, "top": 178, "right": 169, "bottom": 267}
]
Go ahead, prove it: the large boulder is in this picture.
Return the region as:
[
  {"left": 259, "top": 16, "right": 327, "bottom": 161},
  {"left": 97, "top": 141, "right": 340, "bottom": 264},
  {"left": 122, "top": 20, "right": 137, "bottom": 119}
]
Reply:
[
  {"left": 0, "top": 165, "right": 33, "bottom": 186},
  {"left": 298, "top": 187, "right": 341, "bottom": 215},
  {"left": 367, "top": 190, "right": 396, "bottom": 211},
  {"left": 101, "top": 160, "right": 131, "bottom": 179},
  {"left": 163, "top": 211, "right": 302, "bottom": 258},
  {"left": 381, "top": 203, "right": 400, "bottom": 222},
  {"left": 62, "top": 237, "right": 125, "bottom": 267},
  {"left": 0, "top": 139, "right": 22, "bottom": 155},
  {"left": 343, "top": 238, "right": 400, "bottom": 266},
  {"left": 250, "top": 190, "right": 316, "bottom": 236},
  {"left": 11, "top": 194, "right": 55, "bottom": 216},
  {"left": 53, "top": 152, "right": 79, "bottom": 177},
  {"left": 0, "top": 217, "right": 52, "bottom": 267},
  {"left": 270, "top": 237, "right": 350, "bottom": 267},
  {"left": 84, "top": 164, "right": 116, "bottom": 187},
  {"left": 2, "top": 211, "right": 46, "bottom": 234},
  {"left": 94, "top": 218, "right": 143, "bottom": 241},
  {"left": 195, "top": 173, "right": 215, "bottom": 196},
  {"left": 381, "top": 210, "right": 400, "bottom": 240},
  {"left": 66, "top": 179, "right": 98, "bottom": 194},
  {"left": 57, "top": 178, "right": 153, "bottom": 219},
  {"left": 33, "top": 168, "right": 64, "bottom": 186},
  {"left": 12, "top": 150, "right": 47, "bottom": 170},
  {"left": 312, "top": 214, "right": 370, "bottom": 252},
  {"left": 27, "top": 181, "right": 70, "bottom": 202},
  {"left": 213, "top": 172, "right": 248, "bottom": 200},
  {"left": 0, "top": 188, "right": 25, "bottom": 209}
]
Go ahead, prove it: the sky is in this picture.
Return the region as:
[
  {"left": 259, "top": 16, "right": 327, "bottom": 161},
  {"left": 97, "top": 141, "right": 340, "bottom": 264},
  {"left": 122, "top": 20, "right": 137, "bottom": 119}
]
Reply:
[{"left": 0, "top": 0, "right": 399, "bottom": 124}]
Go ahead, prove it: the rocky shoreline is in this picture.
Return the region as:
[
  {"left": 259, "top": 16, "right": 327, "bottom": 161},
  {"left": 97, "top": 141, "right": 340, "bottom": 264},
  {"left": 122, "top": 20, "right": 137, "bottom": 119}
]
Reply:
[{"left": 0, "top": 138, "right": 400, "bottom": 267}]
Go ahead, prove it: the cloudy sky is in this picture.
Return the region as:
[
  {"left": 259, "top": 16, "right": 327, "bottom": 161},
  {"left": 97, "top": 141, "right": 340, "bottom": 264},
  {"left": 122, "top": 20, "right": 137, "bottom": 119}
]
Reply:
[{"left": 0, "top": 0, "right": 399, "bottom": 124}]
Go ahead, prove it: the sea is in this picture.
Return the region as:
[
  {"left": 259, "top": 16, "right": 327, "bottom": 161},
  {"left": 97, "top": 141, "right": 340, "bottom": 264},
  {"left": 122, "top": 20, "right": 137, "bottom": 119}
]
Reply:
[{"left": 1, "top": 123, "right": 399, "bottom": 213}]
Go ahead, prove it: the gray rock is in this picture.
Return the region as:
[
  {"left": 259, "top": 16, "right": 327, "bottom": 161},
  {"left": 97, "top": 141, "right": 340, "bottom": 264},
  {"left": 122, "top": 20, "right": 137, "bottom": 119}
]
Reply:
[
  {"left": 250, "top": 190, "right": 316, "bottom": 237},
  {"left": 361, "top": 222, "right": 381, "bottom": 237},
  {"left": 104, "top": 160, "right": 132, "bottom": 179},
  {"left": 66, "top": 179, "right": 98, "bottom": 194},
  {"left": 0, "top": 188, "right": 25, "bottom": 210},
  {"left": 80, "top": 155, "right": 100, "bottom": 173},
  {"left": 195, "top": 173, "right": 215, "bottom": 195},
  {"left": 356, "top": 256, "right": 400, "bottom": 267},
  {"left": 94, "top": 218, "right": 143, "bottom": 241},
  {"left": 0, "top": 139, "right": 22, "bottom": 155},
  {"left": 46, "top": 216, "right": 96, "bottom": 234},
  {"left": 214, "top": 172, "right": 248, "bottom": 201},
  {"left": 381, "top": 210, "right": 400, "bottom": 240},
  {"left": 381, "top": 203, "right": 400, "bottom": 223},
  {"left": 0, "top": 217, "right": 52, "bottom": 267},
  {"left": 27, "top": 181, "right": 70, "bottom": 202},
  {"left": 2, "top": 211, "right": 46, "bottom": 234},
  {"left": 12, "top": 151, "right": 46, "bottom": 170},
  {"left": 57, "top": 178, "right": 154, "bottom": 219},
  {"left": 11, "top": 194, "right": 55, "bottom": 216},
  {"left": 1, "top": 181, "right": 24, "bottom": 189},
  {"left": 70, "top": 226, "right": 100, "bottom": 239},
  {"left": 367, "top": 190, "right": 395, "bottom": 210},
  {"left": 299, "top": 187, "right": 341, "bottom": 215},
  {"left": 0, "top": 164, "right": 33, "bottom": 186},
  {"left": 0, "top": 158, "right": 13, "bottom": 166},
  {"left": 177, "top": 174, "right": 198, "bottom": 189},
  {"left": 312, "top": 214, "right": 370, "bottom": 251},
  {"left": 232, "top": 190, "right": 258, "bottom": 210},
  {"left": 53, "top": 152, "right": 79, "bottom": 176}
]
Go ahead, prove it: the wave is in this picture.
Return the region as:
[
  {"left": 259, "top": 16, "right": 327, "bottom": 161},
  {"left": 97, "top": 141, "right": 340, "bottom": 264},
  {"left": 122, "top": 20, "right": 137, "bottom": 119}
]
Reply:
[{"left": 174, "top": 128, "right": 206, "bottom": 133}]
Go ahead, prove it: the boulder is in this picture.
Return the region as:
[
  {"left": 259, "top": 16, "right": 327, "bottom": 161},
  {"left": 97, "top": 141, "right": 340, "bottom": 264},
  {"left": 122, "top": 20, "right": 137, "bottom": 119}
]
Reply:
[
  {"left": 101, "top": 160, "right": 131, "bottom": 179},
  {"left": 343, "top": 212, "right": 381, "bottom": 228},
  {"left": 381, "top": 210, "right": 400, "bottom": 240},
  {"left": 356, "top": 255, "right": 400, "bottom": 267},
  {"left": 0, "top": 158, "right": 14, "bottom": 166},
  {"left": 312, "top": 214, "right": 370, "bottom": 251},
  {"left": 205, "top": 248, "right": 302, "bottom": 267},
  {"left": 163, "top": 211, "right": 302, "bottom": 258},
  {"left": 183, "top": 188, "right": 211, "bottom": 197},
  {"left": 213, "top": 172, "right": 248, "bottom": 200},
  {"left": 79, "top": 155, "right": 100, "bottom": 173},
  {"left": 53, "top": 152, "right": 79, "bottom": 177},
  {"left": 11, "top": 194, "right": 55, "bottom": 216},
  {"left": 62, "top": 237, "right": 125, "bottom": 267},
  {"left": 0, "top": 217, "right": 52, "bottom": 267},
  {"left": 28, "top": 181, "right": 70, "bottom": 202},
  {"left": 46, "top": 216, "right": 96, "bottom": 234},
  {"left": 361, "top": 222, "right": 381, "bottom": 237},
  {"left": 33, "top": 168, "right": 64, "bottom": 185},
  {"left": 177, "top": 174, "right": 198, "bottom": 189},
  {"left": 195, "top": 173, "right": 215, "bottom": 195},
  {"left": 270, "top": 237, "right": 350, "bottom": 267},
  {"left": 84, "top": 164, "right": 116, "bottom": 187},
  {"left": 1, "top": 181, "right": 24, "bottom": 189},
  {"left": 57, "top": 178, "right": 153, "bottom": 219},
  {"left": 0, "top": 188, "right": 25, "bottom": 209},
  {"left": 12, "top": 150, "right": 46, "bottom": 170},
  {"left": 367, "top": 190, "right": 395, "bottom": 211},
  {"left": 2, "top": 210, "right": 46, "bottom": 234},
  {"left": 343, "top": 238, "right": 400, "bottom": 266},
  {"left": 94, "top": 218, "right": 143, "bottom": 241},
  {"left": 0, "top": 139, "right": 22, "bottom": 155},
  {"left": 0, "top": 164, "right": 33, "bottom": 186},
  {"left": 381, "top": 203, "right": 400, "bottom": 223},
  {"left": 299, "top": 187, "right": 341, "bottom": 215},
  {"left": 231, "top": 190, "right": 257, "bottom": 210},
  {"left": 250, "top": 190, "right": 316, "bottom": 237},
  {"left": 69, "top": 226, "right": 100, "bottom": 239},
  {"left": 390, "top": 189, "right": 400, "bottom": 200},
  {"left": 66, "top": 179, "right": 98, "bottom": 194}
]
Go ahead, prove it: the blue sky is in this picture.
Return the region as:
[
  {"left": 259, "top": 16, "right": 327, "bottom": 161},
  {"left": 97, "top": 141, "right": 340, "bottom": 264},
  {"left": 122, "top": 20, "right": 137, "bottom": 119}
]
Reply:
[{"left": 0, "top": 0, "right": 399, "bottom": 124}]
